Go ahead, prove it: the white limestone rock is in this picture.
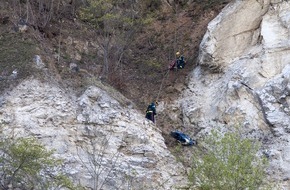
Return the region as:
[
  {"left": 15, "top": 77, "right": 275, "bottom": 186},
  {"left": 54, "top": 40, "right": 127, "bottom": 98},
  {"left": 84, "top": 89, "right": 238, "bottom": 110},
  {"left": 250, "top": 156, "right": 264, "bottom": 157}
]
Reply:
[
  {"left": 178, "top": 0, "right": 290, "bottom": 189},
  {"left": 0, "top": 79, "right": 187, "bottom": 189}
]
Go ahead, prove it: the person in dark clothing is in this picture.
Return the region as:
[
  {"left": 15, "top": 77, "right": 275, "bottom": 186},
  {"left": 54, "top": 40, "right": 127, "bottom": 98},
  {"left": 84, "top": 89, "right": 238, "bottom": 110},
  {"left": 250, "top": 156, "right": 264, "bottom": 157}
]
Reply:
[
  {"left": 169, "top": 51, "right": 186, "bottom": 70},
  {"left": 177, "top": 55, "right": 185, "bottom": 69},
  {"left": 176, "top": 51, "right": 186, "bottom": 69},
  {"left": 145, "top": 102, "right": 157, "bottom": 123}
]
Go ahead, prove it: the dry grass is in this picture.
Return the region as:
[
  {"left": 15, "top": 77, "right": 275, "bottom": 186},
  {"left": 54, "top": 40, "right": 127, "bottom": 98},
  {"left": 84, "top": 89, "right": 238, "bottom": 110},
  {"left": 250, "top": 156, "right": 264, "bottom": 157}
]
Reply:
[{"left": 0, "top": 30, "right": 37, "bottom": 93}]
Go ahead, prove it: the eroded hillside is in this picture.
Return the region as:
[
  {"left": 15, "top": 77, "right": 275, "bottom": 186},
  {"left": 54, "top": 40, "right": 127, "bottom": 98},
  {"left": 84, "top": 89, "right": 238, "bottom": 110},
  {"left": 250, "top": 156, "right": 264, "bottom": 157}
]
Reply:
[
  {"left": 0, "top": 0, "right": 228, "bottom": 105},
  {"left": 0, "top": 0, "right": 229, "bottom": 148}
]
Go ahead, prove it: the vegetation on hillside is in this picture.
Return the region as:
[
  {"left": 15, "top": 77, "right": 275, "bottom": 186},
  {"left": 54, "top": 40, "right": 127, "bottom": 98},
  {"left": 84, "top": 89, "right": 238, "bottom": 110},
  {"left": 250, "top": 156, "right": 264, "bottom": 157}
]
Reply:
[
  {"left": 0, "top": 32, "right": 36, "bottom": 92},
  {"left": 197, "top": 0, "right": 231, "bottom": 10},
  {"left": 188, "top": 128, "right": 269, "bottom": 190},
  {"left": 78, "top": 0, "right": 159, "bottom": 81},
  {"left": 3, "top": 1, "right": 266, "bottom": 189},
  {"left": 0, "top": 136, "right": 81, "bottom": 189},
  {"left": 0, "top": 0, "right": 231, "bottom": 107},
  {"left": 0, "top": 126, "right": 270, "bottom": 189}
]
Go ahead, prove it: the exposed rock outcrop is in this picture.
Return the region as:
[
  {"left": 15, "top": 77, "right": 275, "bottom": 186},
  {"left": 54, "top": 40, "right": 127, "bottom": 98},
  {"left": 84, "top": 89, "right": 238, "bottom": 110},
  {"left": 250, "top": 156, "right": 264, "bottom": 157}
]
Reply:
[
  {"left": 179, "top": 0, "right": 290, "bottom": 188},
  {"left": 198, "top": 0, "right": 270, "bottom": 72},
  {"left": 3, "top": 0, "right": 290, "bottom": 189},
  {"left": 0, "top": 79, "right": 187, "bottom": 189}
]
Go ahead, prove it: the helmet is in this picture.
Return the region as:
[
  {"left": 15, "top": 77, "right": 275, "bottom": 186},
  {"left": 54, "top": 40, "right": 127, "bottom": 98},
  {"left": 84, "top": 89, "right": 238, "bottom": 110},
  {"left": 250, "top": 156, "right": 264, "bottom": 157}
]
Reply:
[{"left": 176, "top": 51, "right": 180, "bottom": 57}]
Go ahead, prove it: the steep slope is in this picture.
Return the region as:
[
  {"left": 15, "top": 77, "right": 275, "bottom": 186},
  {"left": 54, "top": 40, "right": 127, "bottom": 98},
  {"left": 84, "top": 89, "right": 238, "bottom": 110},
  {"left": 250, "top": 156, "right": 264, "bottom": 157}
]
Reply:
[
  {"left": 0, "top": 78, "right": 187, "bottom": 189},
  {"left": 177, "top": 0, "right": 290, "bottom": 188},
  {"left": 0, "top": 0, "right": 228, "bottom": 150},
  {"left": 0, "top": 0, "right": 230, "bottom": 189}
]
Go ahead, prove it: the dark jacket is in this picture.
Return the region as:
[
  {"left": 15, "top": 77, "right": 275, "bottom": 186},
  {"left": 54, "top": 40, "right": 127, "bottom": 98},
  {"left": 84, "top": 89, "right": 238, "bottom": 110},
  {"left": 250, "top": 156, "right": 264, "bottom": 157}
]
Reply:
[
  {"left": 145, "top": 103, "right": 156, "bottom": 122},
  {"left": 177, "top": 56, "right": 185, "bottom": 69}
]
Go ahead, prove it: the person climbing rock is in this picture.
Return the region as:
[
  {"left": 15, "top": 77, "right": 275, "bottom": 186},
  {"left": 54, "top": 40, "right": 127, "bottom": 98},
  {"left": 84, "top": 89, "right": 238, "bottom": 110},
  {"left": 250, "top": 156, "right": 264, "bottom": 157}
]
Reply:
[
  {"left": 145, "top": 101, "right": 157, "bottom": 123},
  {"left": 169, "top": 51, "right": 186, "bottom": 70},
  {"left": 176, "top": 51, "right": 186, "bottom": 69}
]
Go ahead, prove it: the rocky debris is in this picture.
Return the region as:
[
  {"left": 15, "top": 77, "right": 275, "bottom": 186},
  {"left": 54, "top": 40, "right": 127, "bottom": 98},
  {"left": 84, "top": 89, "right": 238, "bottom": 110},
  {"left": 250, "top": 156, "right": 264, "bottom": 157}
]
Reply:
[
  {"left": 69, "top": 62, "right": 79, "bottom": 72},
  {"left": 62, "top": 36, "right": 90, "bottom": 61},
  {"left": 33, "top": 55, "right": 46, "bottom": 69}
]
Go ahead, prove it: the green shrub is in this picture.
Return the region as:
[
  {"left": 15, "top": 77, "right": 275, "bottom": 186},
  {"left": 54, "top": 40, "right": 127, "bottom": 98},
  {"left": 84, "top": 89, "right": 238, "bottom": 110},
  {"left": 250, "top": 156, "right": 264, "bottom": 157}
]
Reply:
[
  {"left": 188, "top": 128, "right": 269, "bottom": 190},
  {"left": 0, "top": 137, "right": 81, "bottom": 190}
]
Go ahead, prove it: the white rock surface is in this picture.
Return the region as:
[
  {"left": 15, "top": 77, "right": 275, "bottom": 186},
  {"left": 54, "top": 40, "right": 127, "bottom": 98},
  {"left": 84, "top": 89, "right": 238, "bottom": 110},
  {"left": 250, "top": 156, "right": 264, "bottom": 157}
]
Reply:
[
  {"left": 4, "top": 0, "right": 290, "bottom": 189},
  {"left": 179, "top": 0, "right": 290, "bottom": 189},
  {"left": 0, "top": 79, "right": 186, "bottom": 189}
]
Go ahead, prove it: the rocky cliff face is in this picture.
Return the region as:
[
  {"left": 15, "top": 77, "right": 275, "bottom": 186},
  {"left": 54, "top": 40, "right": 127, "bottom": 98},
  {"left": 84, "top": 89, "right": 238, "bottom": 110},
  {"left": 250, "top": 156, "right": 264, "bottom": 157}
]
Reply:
[
  {"left": 0, "top": 79, "right": 186, "bottom": 189},
  {"left": 179, "top": 0, "right": 290, "bottom": 188},
  {"left": 2, "top": 0, "right": 290, "bottom": 189}
]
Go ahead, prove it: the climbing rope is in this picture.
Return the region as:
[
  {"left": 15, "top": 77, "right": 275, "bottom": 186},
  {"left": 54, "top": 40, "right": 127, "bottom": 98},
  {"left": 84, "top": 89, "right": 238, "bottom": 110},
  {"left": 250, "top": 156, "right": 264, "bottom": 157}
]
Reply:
[
  {"left": 155, "top": 3, "right": 179, "bottom": 102},
  {"left": 156, "top": 69, "right": 170, "bottom": 103},
  {"left": 155, "top": 2, "right": 186, "bottom": 104}
]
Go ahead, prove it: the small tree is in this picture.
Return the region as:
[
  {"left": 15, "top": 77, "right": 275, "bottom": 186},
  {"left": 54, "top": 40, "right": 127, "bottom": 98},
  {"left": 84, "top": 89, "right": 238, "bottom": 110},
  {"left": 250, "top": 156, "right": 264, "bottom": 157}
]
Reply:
[
  {"left": 0, "top": 137, "right": 80, "bottom": 190},
  {"left": 78, "top": 0, "right": 155, "bottom": 80},
  {"left": 77, "top": 128, "right": 122, "bottom": 190},
  {"left": 188, "top": 128, "right": 269, "bottom": 190}
]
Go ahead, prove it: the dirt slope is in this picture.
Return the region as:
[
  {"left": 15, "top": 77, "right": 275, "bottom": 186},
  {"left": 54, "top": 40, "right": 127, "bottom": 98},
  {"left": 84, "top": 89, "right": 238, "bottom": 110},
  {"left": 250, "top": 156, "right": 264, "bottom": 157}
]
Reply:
[{"left": 0, "top": 1, "right": 229, "bottom": 148}]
